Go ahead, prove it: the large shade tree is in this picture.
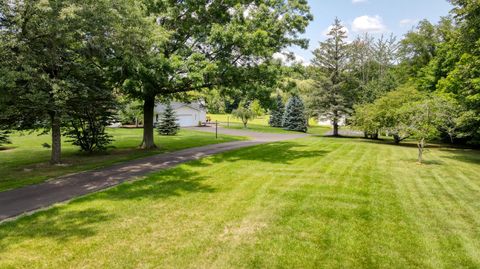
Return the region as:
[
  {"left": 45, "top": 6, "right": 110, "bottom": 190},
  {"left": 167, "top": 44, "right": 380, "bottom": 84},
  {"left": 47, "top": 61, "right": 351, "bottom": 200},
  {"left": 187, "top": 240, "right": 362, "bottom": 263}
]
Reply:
[
  {"left": 112, "top": 0, "right": 313, "bottom": 149},
  {"left": 0, "top": 0, "right": 124, "bottom": 163}
]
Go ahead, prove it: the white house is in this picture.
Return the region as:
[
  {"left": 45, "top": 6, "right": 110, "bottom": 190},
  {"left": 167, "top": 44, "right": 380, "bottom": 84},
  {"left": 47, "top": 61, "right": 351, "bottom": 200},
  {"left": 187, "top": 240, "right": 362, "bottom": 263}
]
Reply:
[
  {"left": 154, "top": 102, "right": 207, "bottom": 127},
  {"left": 317, "top": 116, "right": 347, "bottom": 126}
]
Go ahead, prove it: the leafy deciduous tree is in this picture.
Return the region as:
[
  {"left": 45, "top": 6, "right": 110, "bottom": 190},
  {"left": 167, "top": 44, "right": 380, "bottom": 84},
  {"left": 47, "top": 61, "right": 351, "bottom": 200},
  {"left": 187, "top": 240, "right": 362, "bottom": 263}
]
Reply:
[
  {"left": 0, "top": 0, "right": 121, "bottom": 163},
  {"left": 113, "top": 0, "right": 313, "bottom": 149},
  {"left": 232, "top": 102, "right": 256, "bottom": 128}
]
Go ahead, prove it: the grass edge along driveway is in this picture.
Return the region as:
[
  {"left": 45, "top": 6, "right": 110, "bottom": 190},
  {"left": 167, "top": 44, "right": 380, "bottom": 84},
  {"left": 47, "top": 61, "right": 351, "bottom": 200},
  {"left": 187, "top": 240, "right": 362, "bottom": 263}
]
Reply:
[
  {"left": 0, "top": 128, "right": 246, "bottom": 192},
  {"left": 0, "top": 136, "right": 479, "bottom": 268}
]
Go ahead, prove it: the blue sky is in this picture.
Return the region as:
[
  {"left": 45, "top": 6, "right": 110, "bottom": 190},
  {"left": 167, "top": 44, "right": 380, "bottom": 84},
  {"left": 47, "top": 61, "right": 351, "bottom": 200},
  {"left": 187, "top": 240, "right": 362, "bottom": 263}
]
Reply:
[{"left": 288, "top": 0, "right": 453, "bottom": 63}]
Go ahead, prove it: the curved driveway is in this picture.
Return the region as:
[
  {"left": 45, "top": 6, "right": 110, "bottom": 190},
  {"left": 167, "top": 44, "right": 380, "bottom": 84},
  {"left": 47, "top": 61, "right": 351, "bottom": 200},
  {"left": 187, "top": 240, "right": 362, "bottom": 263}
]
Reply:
[{"left": 0, "top": 127, "right": 307, "bottom": 221}]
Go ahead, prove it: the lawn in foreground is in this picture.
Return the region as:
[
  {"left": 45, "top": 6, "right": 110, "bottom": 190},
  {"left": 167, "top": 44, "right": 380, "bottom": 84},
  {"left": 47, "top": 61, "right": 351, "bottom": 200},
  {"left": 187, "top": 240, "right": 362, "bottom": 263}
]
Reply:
[
  {"left": 1, "top": 137, "right": 480, "bottom": 268},
  {"left": 0, "top": 128, "right": 244, "bottom": 192}
]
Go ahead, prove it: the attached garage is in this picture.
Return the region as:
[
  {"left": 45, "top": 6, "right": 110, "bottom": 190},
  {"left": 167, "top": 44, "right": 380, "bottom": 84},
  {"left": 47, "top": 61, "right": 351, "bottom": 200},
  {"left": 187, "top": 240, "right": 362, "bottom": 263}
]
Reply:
[
  {"left": 154, "top": 102, "right": 207, "bottom": 127},
  {"left": 176, "top": 114, "right": 195, "bottom": 127}
]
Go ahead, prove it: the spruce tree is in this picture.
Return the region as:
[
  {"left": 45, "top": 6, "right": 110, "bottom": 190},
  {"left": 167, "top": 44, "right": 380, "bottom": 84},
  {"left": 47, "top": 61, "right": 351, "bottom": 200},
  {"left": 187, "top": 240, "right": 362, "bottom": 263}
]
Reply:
[
  {"left": 311, "top": 18, "right": 352, "bottom": 136},
  {"left": 269, "top": 95, "right": 285, "bottom": 127},
  {"left": 157, "top": 103, "right": 180, "bottom": 136},
  {"left": 0, "top": 130, "right": 9, "bottom": 146},
  {"left": 283, "top": 96, "right": 308, "bottom": 133}
]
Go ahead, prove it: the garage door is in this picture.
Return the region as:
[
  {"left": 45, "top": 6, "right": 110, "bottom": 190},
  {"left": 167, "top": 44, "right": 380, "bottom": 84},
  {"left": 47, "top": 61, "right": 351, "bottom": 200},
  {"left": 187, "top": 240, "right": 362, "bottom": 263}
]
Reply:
[{"left": 177, "top": 114, "right": 195, "bottom": 127}]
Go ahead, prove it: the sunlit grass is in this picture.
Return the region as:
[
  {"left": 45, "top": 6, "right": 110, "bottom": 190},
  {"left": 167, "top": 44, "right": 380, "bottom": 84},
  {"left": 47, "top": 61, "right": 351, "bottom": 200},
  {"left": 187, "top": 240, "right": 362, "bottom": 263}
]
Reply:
[
  {"left": 1, "top": 136, "right": 479, "bottom": 268},
  {"left": 0, "top": 128, "right": 245, "bottom": 191},
  {"left": 208, "top": 114, "right": 328, "bottom": 135}
]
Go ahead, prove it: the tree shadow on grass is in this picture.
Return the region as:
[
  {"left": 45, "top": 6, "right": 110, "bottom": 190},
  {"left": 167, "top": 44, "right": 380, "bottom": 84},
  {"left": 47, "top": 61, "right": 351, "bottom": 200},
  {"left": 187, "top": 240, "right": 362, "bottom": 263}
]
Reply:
[
  {"left": 438, "top": 148, "right": 480, "bottom": 165},
  {"left": 0, "top": 146, "right": 15, "bottom": 151},
  {"left": 88, "top": 167, "right": 215, "bottom": 202},
  {"left": 397, "top": 158, "right": 445, "bottom": 165},
  {"left": 0, "top": 168, "right": 215, "bottom": 250},
  {"left": 0, "top": 207, "right": 113, "bottom": 252},
  {"left": 193, "top": 141, "right": 330, "bottom": 165},
  {"left": 95, "top": 142, "right": 328, "bottom": 202}
]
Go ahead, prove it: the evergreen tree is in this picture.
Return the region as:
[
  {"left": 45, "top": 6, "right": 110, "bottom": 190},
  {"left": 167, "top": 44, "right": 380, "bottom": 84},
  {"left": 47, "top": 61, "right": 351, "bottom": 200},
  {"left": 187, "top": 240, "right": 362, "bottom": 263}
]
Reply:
[
  {"left": 269, "top": 95, "right": 285, "bottom": 127},
  {"left": 311, "top": 18, "right": 352, "bottom": 136},
  {"left": 0, "top": 130, "right": 9, "bottom": 146},
  {"left": 283, "top": 96, "right": 308, "bottom": 133},
  {"left": 157, "top": 104, "right": 180, "bottom": 136}
]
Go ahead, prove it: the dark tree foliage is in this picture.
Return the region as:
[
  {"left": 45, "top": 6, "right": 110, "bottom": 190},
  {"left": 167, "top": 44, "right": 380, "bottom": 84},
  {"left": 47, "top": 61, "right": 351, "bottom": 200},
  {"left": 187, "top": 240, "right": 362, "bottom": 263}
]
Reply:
[
  {"left": 65, "top": 113, "right": 114, "bottom": 153},
  {"left": 0, "top": 0, "right": 121, "bottom": 163},
  {"left": 64, "top": 87, "right": 117, "bottom": 153},
  {"left": 311, "top": 18, "right": 352, "bottom": 136},
  {"left": 112, "top": 1, "right": 312, "bottom": 149},
  {"left": 283, "top": 95, "right": 307, "bottom": 133},
  {"left": 269, "top": 95, "right": 285, "bottom": 127},
  {"left": 157, "top": 104, "right": 180, "bottom": 136},
  {"left": 0, "top": 130, "right": 10, "bottom": 146},
  {"left": 0, "top": 94, "right": 11, "bottom": 146}
]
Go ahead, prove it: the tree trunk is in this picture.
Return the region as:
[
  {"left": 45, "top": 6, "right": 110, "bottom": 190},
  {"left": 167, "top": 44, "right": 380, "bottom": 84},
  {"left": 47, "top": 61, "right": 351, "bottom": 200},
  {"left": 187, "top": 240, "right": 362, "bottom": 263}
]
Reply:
[
  {"left": 139, "top": 95, "right": 157, "bottom": 149},
  {"left": 417, "top": 138, "right": 425, "bottom": 163},
  {"left": 371, "top": 130, "right": 379, "bottom": 140},
  {"left": 243, "top": 121, "right": 247, "bottom": 128},
  {"left": 50, "top": 112, "right": 62, "bottom": 164},
  {"left": 135, "top": 117, "right": 139, "bottom": 128},
  {"left": 364, "top": 131, "right": 369, "bottom": 139},
  {"left": 393, "top": 134, "right": 401, "bottom": 144},
  {"left": 332, "top": 119, "right": 339, "bottom": 137}
]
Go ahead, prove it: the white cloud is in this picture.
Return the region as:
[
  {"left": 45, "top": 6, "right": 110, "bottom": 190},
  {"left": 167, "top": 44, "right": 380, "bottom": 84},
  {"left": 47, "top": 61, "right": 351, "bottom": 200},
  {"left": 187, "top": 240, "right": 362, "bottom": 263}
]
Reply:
[
  {"left": 352, "top": 0, "right": 368, "bottom": 4},
  {"left": 352, "top": 15, "right": 387, "bottom": 33},
  {"left": 273, "top": 51, "right": 309, "bottom": 66},
  {"left": 399, "top": 18, "right": 417, "bottom": 27}
]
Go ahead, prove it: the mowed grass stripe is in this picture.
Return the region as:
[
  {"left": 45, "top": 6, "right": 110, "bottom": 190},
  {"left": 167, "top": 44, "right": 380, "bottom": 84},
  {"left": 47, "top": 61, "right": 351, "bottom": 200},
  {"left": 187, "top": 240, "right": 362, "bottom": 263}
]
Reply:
[
  {"left": 389, "top": 145, "right": 480, "bottom": 268},
  {"left": 0, "top": 137, "right": 479, "bottom": 268}
]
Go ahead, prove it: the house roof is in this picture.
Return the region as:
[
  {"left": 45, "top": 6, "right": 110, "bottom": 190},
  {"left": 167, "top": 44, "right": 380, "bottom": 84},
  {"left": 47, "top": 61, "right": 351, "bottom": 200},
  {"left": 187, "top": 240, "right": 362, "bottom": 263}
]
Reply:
[{"left": 155, "top": 102, "right": 205, "bottom": 113}]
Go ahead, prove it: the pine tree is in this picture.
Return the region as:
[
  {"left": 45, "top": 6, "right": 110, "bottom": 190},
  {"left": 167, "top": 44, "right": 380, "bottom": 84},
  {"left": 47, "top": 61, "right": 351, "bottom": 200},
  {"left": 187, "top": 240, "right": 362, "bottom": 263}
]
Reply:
[
  {"left": 269, "top": 95, "right": 285, "bottom": 127},
  {"left": 283, "top": 96, "right": 308, "bottom": 133},
  {"left": 157, "top": 103, "right": 180, "bottom": 136},
  {"left": 311, "top": 18, "right": 352, "bottom": 136}
]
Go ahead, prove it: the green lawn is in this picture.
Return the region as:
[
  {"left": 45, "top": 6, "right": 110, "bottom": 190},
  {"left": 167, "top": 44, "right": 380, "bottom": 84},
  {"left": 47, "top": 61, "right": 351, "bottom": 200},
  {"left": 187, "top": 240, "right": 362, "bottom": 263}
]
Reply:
[
  {"left": 1, "top": 136, "right": 479, "bottom": 268},
  {"left": 209, "top": 113, "right": 272, "bottom": 125},
  {"left": 0, "top": 128, "right": 244, "bottom": 192},
  {"left": 209, "top": 114, "right": 329, "bottom": 135}
]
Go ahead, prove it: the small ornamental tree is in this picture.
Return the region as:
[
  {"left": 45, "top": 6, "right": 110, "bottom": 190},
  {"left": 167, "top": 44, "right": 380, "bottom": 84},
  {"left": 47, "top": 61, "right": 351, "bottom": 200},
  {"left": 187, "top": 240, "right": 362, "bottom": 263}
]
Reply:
[
  {"left": 399, "top": 95, "right": 463, "bottom": 163},
  {"left": 65, "top": 111, "right": 114, "bottom": 153},
  {"left": 269, "top": 95, "right": 285, "bottom": 127},
  {"left": 283, "top": 96, "right": 308, "bottom": 133},
  {"left": 251, "top": 100, "right": 264, "bottom": 117},
  {"left": 352, "top": 103, "right": 381, "bottom": 139},
  {"left": 232, "top": 102, "right": 256, "bottom": 128},
  {"left": 64, "top": 87, "right": 117, "bottom": 153},
  {"left": 398, "top": 98, "right": 441, "bottom": 164},
  {"left": 157, "top": 103, "right": 180, "bottom": 136}
]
